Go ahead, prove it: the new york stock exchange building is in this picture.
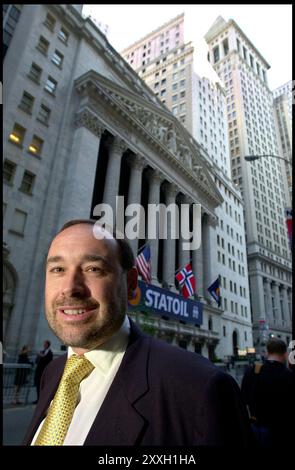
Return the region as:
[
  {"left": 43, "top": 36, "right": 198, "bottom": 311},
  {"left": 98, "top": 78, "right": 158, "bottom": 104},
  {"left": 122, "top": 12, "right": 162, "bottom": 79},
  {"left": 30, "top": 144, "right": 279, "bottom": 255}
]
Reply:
[{"left": 4, "top": 5, "right": 237, "bottom": 361}]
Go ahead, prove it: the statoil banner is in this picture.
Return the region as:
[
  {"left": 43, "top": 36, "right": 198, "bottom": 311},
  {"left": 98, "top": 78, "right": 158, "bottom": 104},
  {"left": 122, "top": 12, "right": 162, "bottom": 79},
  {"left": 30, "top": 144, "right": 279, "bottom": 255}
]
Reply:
[{"left": 128, "top": 280, "right": 203, "bottom": 326}]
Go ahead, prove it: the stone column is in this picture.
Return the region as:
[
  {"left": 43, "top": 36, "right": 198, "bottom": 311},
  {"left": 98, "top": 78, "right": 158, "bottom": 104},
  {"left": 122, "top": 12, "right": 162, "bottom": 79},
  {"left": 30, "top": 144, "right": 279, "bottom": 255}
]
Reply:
[
  {"left": 162, "top": 182, "right": 178, "bottom": 290},
  {"left": 126, "top": 153, "right": 146, "bottom": 255},
  {"left": 192, "top": 205, "right": 203, "bottom": 299},
  {"left": 202, "top": 213, "right": 214, "bottom": 302},
  {"left": 249, "top": 274, "right": 265, "bottom": 323},
  {"left": 282, "top": 287, "right": 291, "bottom": 327},
  {"left": 59, "top": 121, "right": 104, "bottom": 225},
  {"left": 264, "top": 278, "right": 272, "bottom": 325},
  {"left": 272, "top": 281, "right": 282, "bottom": 326},
  {"left": 147, "top": 169, "right": 163, "bottom": 284},
  {"left": 103, "top": 136, "right": 127, "bottom": 216},
  {"left": 178, "top": 194, "right": 191, "bottom": 270}
]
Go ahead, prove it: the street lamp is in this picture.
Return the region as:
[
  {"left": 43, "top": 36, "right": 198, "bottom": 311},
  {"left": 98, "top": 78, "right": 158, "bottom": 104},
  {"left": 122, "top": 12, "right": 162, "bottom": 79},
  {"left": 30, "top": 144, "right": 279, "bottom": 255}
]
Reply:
[{"left": 244, "top": 154, "right": 292, "bottom": 166}]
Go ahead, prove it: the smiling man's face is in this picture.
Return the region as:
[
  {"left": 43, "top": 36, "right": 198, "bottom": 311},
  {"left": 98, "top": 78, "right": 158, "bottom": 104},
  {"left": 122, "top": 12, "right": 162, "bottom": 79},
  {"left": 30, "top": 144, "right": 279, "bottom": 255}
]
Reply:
[{"left": 45, "top": 223, "right": 137, "bottom": 354}]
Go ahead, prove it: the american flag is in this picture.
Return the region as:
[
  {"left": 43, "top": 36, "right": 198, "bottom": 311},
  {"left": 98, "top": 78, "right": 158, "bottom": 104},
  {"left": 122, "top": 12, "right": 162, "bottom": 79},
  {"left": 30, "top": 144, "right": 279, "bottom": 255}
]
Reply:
[
  {"left": 175, "top": 263, "right": 196, "bottom": 299},
  {"left": 135, "top": 245, "right": 151, "bottom": 283}
]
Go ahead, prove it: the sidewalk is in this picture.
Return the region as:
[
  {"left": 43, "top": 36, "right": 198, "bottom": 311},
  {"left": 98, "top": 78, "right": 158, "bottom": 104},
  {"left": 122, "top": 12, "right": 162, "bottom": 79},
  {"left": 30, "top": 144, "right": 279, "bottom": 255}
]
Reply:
[{"left": 3, "top": 404, "right": 36, "bottom": 445}]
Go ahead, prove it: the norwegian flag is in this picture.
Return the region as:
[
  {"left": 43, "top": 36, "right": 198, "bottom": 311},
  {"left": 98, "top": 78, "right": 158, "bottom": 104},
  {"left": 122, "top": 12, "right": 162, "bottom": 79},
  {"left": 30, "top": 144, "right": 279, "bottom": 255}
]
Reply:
[
  {"left": 175, "top": 263, "right": 196, "bottom": 299},
  {"left": 135, "top": 245, "right": 151, "bottom": 283}
]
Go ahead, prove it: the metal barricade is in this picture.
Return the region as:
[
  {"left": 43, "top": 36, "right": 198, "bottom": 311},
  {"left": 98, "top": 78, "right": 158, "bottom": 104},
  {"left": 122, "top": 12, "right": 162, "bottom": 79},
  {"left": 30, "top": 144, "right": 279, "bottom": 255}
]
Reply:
[{"left": 3, "top": 363, "right": 34, "bottom": 406}]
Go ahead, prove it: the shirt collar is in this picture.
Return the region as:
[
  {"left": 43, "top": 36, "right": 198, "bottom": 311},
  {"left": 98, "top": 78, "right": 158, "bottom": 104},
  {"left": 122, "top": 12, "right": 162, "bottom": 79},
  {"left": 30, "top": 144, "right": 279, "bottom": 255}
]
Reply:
[{"left": 68, "top": 315, "right": 130, "bottom": 375}]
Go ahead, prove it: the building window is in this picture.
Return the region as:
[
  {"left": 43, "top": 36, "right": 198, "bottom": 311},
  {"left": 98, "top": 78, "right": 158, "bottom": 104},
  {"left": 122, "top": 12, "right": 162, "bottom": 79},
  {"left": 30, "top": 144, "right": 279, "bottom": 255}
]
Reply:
[
  {"left": 19, "top": 170, "right": 35, "bottom": 194},
  {"left": 180, "top": 90, "right": 185, "bottom": 98},
  {"left": 223, "top": 325, "right": 226, "bottom": 337},
  {"left": 249, "top": 54, "right": 254, "bottom": 69},
  {"left": 58, "top": 27, "right": 69, "bottom": 44},
  {"left": 10, "top": 209, "right": 27, "bottom": 236},
  {"left": 213, "top": 45, "right": 220, "bottom": 63},
  {"left": 243, "top": 46, "right": 247, "bottom": 61},
  {"left": 28, "top": 135, "right": 43, "bottom": 156},
  {"left": 37, "top": 35, "right": 50, "bottom": 55},
  {"left": 44, "top": 76, "right": 57, "bottom": 95},
  {"left": 19, "top": 91, "right": 34, "bottom": 114},
  {"left": 37, "top": 104, "right": 51, "bottom": 125},
  {"left": 9, "top": 123, "right": 26, "bottom": 146},
  {"left": 28, "top": 62, "right": 42, "bottom": 83},
  {"left": 223, "top": 38, "right": 229, "bottom": 56},
  {"left": 3, "top": 159, "right": 17, "bottom": 184},
  {"left": 3, "top": 4, "right": 21, "bottom": 58},
  {"left": 236, "top": 38, "right": 240, "bottom": 52},
  {"left": 172, "top": 94, "right": 178, "bottom": 102},
  {"left": 52, "top": 49, "right": 64, "bottom": 68},
  {"left": 44, "top": 13, "right": 56, "bottom": 31},
  {"left": 256, "top": 62, "right": 260, "bottom": 76}
]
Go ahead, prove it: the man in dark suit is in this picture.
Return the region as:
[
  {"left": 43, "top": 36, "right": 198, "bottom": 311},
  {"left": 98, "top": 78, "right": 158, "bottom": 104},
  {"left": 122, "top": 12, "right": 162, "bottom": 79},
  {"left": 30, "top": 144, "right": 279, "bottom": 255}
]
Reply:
[
  {"left": 241, "top": 338, "right": 295, "bottom": 448},
  {"left": 33, "top": 340, "right": 53, "bottom": 402},
  {"left": 24, "top": 219, "right": 253, "bottom": 446}
]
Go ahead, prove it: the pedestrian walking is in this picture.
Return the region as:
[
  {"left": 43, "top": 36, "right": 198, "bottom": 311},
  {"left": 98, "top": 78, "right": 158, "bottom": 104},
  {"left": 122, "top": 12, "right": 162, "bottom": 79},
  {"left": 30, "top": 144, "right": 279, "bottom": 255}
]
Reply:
[
  {"left": 11, "top": 345, "right": 33, "bottom": 405},
  {"left": 241, "top": 338, "right": 295, "bottom": 448},
  {"left": 33, "top": 340, "right": 53, "bottom": 403}
]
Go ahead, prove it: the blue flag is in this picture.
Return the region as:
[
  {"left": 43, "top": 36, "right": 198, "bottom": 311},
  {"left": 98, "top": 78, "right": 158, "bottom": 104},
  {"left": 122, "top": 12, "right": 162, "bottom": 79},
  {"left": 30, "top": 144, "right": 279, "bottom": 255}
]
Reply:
[{"left": 207, "top": 277, "right": 221, "bottom": 306}]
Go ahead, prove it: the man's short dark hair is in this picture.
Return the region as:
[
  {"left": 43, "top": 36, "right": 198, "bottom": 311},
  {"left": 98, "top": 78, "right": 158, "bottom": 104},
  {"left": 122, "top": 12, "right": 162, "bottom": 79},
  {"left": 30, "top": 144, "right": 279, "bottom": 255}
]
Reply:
[
  {"left": 266, "top": 338, "right": 287, "bottom": 355},
  {"left": 57, "top": 219, "right": 135, "bottom": 271}
]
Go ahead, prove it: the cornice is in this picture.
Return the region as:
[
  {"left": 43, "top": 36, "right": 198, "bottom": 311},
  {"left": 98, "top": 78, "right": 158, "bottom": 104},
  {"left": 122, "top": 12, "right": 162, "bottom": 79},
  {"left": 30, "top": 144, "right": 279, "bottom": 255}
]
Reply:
[{"left": 74, "top": 70, "right": 224, "bottom": 208}]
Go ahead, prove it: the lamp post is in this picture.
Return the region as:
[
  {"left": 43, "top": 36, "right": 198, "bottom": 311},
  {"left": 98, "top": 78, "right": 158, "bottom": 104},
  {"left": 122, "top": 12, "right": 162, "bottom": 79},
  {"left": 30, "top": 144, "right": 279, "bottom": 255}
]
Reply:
[{"left": 244, "top": 154, "right": 292, "bottom": 166}]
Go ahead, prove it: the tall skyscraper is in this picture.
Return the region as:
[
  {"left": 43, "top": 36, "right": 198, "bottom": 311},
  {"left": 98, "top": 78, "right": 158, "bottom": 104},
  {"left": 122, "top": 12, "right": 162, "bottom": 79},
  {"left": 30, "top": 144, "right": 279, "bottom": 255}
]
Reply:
[
  {"left": 205, "top": 17, "right": 292, "bottom": 351},
  {"left": 122, "top": 14, "right": 253, "bottom": 359},
  {"left": 273, "top": 81, "right": 292, "bottom": 206}
]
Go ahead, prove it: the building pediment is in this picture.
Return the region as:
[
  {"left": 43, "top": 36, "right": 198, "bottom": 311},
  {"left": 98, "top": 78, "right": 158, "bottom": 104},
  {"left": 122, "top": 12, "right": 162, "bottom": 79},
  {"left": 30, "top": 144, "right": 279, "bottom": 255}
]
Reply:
[{"left": 74, "top": 70, "right": 223, "bottom": 206}]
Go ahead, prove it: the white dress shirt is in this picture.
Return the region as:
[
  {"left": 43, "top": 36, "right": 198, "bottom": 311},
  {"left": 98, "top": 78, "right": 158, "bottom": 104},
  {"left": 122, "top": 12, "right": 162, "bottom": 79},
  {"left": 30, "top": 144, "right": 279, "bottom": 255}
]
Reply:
[{"left": 31, "top": 315, "right": 130, "bottom": 445}]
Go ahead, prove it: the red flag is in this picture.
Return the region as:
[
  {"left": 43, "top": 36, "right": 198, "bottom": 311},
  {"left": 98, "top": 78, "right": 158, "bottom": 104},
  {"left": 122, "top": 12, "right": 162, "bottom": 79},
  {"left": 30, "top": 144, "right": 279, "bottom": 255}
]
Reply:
[{"left": 175, "top": 263, "right": 196, "bottom": 299}]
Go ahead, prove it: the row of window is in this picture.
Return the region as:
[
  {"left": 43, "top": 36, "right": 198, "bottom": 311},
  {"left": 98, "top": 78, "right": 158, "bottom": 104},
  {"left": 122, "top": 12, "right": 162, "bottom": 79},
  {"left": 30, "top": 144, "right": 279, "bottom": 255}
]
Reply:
[
  {"left": 3, "top": 4, "right": 21, "bottom": 58},
  {"left": 19, "top": 89, "right": 51, "bottom": 125},
  {"left": 261, "top": 263, "right": 292, "bottom": 283},
  {"left": 4, "top": 159, "right": 35, "bottom": 194},
  {"left": 29, "top": 61, "right": 58, "bottom": 96},
  {"left": 217, "top": 235, "right": 245, "bottom": 261},
  {"left": 217, "top": 251, "right": 245, "bottom": 276},
  {"left": 220, "top": 276, "right": 247, "bottom": 297},
  {"left": 218, "top": 220, "right": 244, "bottom": 245},
  {"left": 43, "top": 12, "right": 69, "bottom": 43},
  {"left": 9, "top": 122, "right": 43, "bottom": 157},
  {"left": 220, "top": 297, "right": 248, "bottom": 318},
  {"left": 236, "top": 38, "right": 267, "bottom": 83},
  {"left": 9, "top": 120, "right": 41, "bottom": 158}
]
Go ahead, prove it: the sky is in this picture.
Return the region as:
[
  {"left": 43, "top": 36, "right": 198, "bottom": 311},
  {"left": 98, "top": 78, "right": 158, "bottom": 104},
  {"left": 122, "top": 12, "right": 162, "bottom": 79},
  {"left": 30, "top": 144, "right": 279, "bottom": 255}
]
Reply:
[{"left": 82, "top": 4, "right": 292, "bottom": 91}]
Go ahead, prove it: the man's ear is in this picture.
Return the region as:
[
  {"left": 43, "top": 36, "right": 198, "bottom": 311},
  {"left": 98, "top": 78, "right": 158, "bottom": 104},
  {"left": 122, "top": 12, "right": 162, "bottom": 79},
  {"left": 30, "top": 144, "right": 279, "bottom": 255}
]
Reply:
[{"left": 127, "top": 267, "right": 138, "bottom": 300}]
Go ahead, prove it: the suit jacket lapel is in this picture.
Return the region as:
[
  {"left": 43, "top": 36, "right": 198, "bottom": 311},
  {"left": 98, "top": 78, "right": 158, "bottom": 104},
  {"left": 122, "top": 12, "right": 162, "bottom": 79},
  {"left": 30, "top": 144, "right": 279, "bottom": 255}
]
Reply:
[
  {"left": 24, "top": 319, "right": 151, "bottom": 446},
  {"left": 84, "top": 319, "right": 151, "bottom": 445}
]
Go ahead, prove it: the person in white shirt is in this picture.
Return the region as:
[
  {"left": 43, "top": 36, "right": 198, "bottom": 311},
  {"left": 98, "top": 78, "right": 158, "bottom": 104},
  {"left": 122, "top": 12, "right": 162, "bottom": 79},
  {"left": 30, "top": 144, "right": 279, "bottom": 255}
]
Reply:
[{"left": 24, "top": 219, "right": 254, "bottom": 447}]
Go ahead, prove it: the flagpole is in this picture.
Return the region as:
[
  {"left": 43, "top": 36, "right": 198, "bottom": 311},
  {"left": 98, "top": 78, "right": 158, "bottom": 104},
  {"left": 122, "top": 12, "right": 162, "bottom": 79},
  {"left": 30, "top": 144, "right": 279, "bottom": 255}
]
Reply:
[
  {"left": 163, "top": 257, "right": 193, "bottom": 284},
  {"left": 136, "top": 241, "right": 149, "bottom": 255}
]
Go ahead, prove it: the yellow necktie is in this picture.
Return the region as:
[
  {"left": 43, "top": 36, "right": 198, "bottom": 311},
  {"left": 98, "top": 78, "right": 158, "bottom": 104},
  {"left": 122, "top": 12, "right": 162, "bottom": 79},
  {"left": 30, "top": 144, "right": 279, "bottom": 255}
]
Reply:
[{"left": 34, "top": 354, "right": 94, "bottom": 446}]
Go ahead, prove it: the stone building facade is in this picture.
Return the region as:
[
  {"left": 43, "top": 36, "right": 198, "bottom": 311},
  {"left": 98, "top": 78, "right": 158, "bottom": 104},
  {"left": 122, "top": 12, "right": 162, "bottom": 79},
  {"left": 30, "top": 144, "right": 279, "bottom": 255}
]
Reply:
[{"left": 4, "top": 4, "right": 226, "bottom": 360}]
